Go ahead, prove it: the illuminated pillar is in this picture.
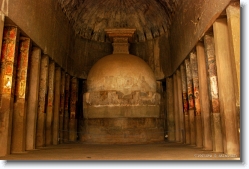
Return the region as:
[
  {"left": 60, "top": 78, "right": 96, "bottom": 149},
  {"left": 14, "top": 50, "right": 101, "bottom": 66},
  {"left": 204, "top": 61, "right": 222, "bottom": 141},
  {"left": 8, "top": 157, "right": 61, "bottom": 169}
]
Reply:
[
  {"left": 173, "top": 73, "right": 180, "bottom": 142},
  {"left": 180, "top": 64, "right": 190, "bottom": 144},
  {"left": 226, "top": 2, "right": 240, "bottom": 140},
  {"left": 185, "top": 58, "right": 196, "bottom": 145},
  {"left": 166, "top": 77, "right": 175, "bottom": 141},
  {"left": 196, "top": 42, "right": 212, "bottom": 150},
  {"left": 36, "top": 55, "right": 49, "bottom": 147},
  {"left": 190, "top": 52, "right": 202, "bottom": 148},
  {"left": 0, "top": 26, "right": 19, "bottom": 156},
  {"left": 204, "top": 34, "right": 223, "bottom": 152},
  {"left": 26, "top": 47, "right": 41, "bottom": 150},
  {"left": 11, "top": 37, "right": 31, "bottom": 153},
  {"left": 45, "top": 61, "right": 55, "bottom": 146},
  {"left": 213, "top": 18, "right": 240, "bottom": 155},
  {"left": 176, "top": 70, "right": 184, "bottom": 143},
  {"left": 53, "top": 67, "right": 61, "bottom": 145}
]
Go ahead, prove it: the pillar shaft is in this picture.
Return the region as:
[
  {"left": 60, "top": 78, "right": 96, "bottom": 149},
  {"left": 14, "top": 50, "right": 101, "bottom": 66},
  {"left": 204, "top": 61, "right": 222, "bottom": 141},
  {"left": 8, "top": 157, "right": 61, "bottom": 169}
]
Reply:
[
  {"left": 204, "top": 34, "right": 223, "bottom": 152},
  {"left": 176, "top": 70, "right": 184, "bottom": 143},
  {"left": 173, "top": 73, "right": 180, "bottom": 142},
  {"left": 196, "top": 42, "right": 213, "bottom": 150},
  {"left": 11, "top": 37, "right": 31, "bottom": 153},
  {"left": 69, "top": 77, "right": 78, "bottom": 141},
  {"left": 63, "top": 73, "right": 70, "bottom": 142},
  {"left": 190, "top": 52, "right": 202, "bottom": 148},
  {"left": 36, "top": 55, "right": 49, "bottom": 147},
  {"left": 52, "top": 67, "right": 61, "bottom": 145},
  {"left": 26, "top": 47, "right": 41, "bottom": 150},
  {"left": 0, "top": 12, "right": 4, "bottom": 57},
  {"left": 226, "top": 2, "right": 240, "bottom": 139},
  {"left": 213, "top": 18, "right": 240, "bottom": 155},
  {"left": 166, "top": 77, "right": 175, "bottom": 141},
  {"left": 180, "top": 64, "right": 190, "bottom": 144},
  {"left": 45, "top": 61, "right": 55, "bottom": 146},
  {"left": 59, "top": 70, "right": 65, "bottom": 144},
  {"left": 0, "top": 26, "right": 19, "bottom": 156},
  {"left": 185, "top": 58, "right": 196, "bottom": 145}
]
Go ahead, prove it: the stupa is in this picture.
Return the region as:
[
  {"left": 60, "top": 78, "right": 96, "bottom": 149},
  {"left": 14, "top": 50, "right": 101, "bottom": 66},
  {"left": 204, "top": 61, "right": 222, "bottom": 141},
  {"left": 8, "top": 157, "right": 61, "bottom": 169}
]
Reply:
[{"left": 82, "top": 29, "right": 164, "bottom": 143}]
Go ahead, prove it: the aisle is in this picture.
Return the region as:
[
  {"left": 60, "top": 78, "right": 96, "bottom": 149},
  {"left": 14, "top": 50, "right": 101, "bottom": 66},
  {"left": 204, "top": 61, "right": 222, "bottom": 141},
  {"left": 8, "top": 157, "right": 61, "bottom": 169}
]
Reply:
[{"left": 0, "top": 142, "right": 240, "bottom": 161}]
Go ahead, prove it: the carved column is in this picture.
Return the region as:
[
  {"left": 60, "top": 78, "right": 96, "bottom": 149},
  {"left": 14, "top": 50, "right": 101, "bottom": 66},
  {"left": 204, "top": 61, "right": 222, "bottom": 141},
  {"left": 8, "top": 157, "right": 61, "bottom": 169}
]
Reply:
[
  {"left": 0, "top": 26, "right": 19, "bottom": 156},
  {"left": 45, "top": 61, "right": 55, "bottom": 146},
  {"left": 166, "top": 77, "right": 175, "bottom": 141},
  {"left": 26, "top": 47, "right": 41, "bottom": 150},
  {"left": 176, "top": 70, "right": 184, "bottom": 143},
  {"left": 180, "top": 64, "right": 190, "bottom": 144},
  {"left": 173, "top": 73, "right": 180, "bottom": 142},
  {"left": 185, "top": 58, "right": 196, "bottom": 145},
  {"left": 226, "top": 2, "right": 240, "bottom": 140},
  {"left": 63, "top": 73, "right": 70, "bottom": 142},
  {"left": 53, "top": 67, "right": 61, "bottom": 145},
  {"left": 196, "top": 42, "right": 213, "bottom": 150},
  {"left": 36, "top": 55, "right": 49, "bottom": 147},
  {"left": 213, "top": 18, "right": 240, "bottom": 155},
  {"left": 69, "top": 77, "right": 78, "bottom": 141},
  {"left": 190, "top": 52, "right": 202, "bottom": 148},
  {"left": 0, "top": 12, "right": 4, "bottom": 56},
  {"left": 11, "top": 37, "right": 31, "bottom": 153},
  {"left": 204, "top": 34, "right": 223, "bottom": 152},
  {"left": 59, "top": 70, "right": 65, "bottom": 143}
]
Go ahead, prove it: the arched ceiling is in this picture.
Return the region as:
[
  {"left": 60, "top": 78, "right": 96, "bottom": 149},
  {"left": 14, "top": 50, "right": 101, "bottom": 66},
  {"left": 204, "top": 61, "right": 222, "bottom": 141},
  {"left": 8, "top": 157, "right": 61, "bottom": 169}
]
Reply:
[{"left": 57, "top": 0, "right": 180, "bottom": 42}]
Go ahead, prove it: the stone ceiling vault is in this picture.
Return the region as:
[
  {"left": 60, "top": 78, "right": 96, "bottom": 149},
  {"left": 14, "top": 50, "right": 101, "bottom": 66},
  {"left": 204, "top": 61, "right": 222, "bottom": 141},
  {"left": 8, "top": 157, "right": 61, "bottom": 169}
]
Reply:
[{"left": 57, "top": 0, "right": 180, "bottom": 42}]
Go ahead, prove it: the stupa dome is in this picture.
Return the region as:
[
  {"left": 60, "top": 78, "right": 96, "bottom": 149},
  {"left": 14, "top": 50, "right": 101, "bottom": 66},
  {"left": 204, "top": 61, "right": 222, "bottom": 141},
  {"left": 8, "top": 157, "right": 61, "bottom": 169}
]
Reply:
[{"left": 87, "top": 53, "right": 156, "bottom": 95}]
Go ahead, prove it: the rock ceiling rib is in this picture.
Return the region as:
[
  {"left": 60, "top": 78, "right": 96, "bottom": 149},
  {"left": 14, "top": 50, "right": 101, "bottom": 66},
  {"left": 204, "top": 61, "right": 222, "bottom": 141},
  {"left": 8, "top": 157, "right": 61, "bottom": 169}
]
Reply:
[{"left": 57, "top": 0, "right": 180, "bottom": 42}]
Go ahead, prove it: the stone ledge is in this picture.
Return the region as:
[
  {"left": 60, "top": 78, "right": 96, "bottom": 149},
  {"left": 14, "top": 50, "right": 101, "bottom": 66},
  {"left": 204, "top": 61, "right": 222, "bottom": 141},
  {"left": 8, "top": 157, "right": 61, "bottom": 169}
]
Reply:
[{"left": 83, "top": 105, "right": 160, "bottom": 118}]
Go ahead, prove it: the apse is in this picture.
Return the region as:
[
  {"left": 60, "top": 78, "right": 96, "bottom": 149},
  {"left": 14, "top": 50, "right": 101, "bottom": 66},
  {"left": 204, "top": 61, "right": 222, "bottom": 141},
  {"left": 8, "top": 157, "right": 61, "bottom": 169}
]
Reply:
[{"left": 82, "top": 29, "right": 164, "bottom": 143}]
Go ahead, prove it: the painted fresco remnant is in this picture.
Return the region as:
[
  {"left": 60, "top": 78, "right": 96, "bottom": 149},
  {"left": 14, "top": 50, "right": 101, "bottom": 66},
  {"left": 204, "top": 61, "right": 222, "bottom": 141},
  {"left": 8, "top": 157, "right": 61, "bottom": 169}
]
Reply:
[
  {"left": 204, "top": 34, "right": 220, "bottom": 113},
  {"left": 190, "top": 52, "right": 201, "bottom": 116},
  {"left": 185, "top": 58, "right": 194, "bottom": 110},
  {"left": 1, "top": 27, "right": 18, "bottom": 95},
  {"left": 15, "top": 38, "right": 31, "bottom": 99},
  {"left": 180, "top": 65, "right": 188, "bottom": 115}
]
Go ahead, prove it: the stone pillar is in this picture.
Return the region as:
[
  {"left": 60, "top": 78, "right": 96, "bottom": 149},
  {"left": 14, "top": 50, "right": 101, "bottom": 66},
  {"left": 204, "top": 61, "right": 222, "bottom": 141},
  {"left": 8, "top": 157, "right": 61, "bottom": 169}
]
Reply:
[
  {"left": 59, "top": 70, "right": 65, "bottom": 144},
  {"left": 69, "top": 77, "right": 78, "bottom": 141},
  {"left": 11, "top": 37, "right": 31, "bottom": 153},
  {"left": 166, "top": 77, "right": 175, "bottom": 141},
  {"left": 226, "top": 2, "right": 240, "bottom": 139},
  {"left": 185, "top": 58, "right": 196, "bottom": 145},
  {"left": 0, "top": 26, "right": 19, "bottom": 156},
  {"left": 190, "top": 52, "right": 202, "bottom": 148},
  {"left": 0, "top": 12, "right": 4, "bottom": 56},
  {"left": 180, "top": 64, "right": 190, "bottom": 144},
  {"left": 36, "top": 55, "right": 49, "bottom": 148},
  {"left": 157, "top": 81, "right": 165, "bottom": 138},
  {"left": 63, "top": 73, "right": 70, "bottom": 142},
  {"left": 26, "top": 47, "right": 41, "bottom": 150},
  {"left": 176, "top": 70, "right": 184, "bottom": 143},
  {"left": 45, "top": 61, "right": 55, "bottom": 146},
  {"left": 53, "top": 67, "right": 61, "bottom": 145},
  {"left": 213, "top": 18, "right": 240, "bottom": 155},
  {"left": 196, "top": 42, "right": 213, "bottom": 150},
  {"left": 173, "top": 73, "right": 180, "bottom": 142},
  {"left": 204, "top": 34, "right": 223, "bottom": 152}
]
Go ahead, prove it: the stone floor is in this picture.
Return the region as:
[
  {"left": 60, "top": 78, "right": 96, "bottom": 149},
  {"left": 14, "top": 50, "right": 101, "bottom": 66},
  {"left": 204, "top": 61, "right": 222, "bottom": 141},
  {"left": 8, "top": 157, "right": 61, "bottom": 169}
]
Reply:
[{"left": 0, "top": 141, "right": 240, "bottom": 161}]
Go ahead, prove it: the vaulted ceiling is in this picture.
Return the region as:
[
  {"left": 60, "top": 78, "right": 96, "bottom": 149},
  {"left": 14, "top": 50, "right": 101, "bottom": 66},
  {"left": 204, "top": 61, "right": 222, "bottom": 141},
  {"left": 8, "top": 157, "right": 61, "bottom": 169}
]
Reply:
[{"left": 57, "top": 0, "right": 180, "bottom": 42}]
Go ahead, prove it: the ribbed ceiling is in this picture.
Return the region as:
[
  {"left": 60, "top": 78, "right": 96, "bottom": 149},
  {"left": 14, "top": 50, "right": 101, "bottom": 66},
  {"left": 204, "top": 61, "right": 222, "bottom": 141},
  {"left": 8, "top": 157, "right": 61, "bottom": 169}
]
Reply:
[{"left": 57, "top": 0, "right": 180, "bottom": 42}]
